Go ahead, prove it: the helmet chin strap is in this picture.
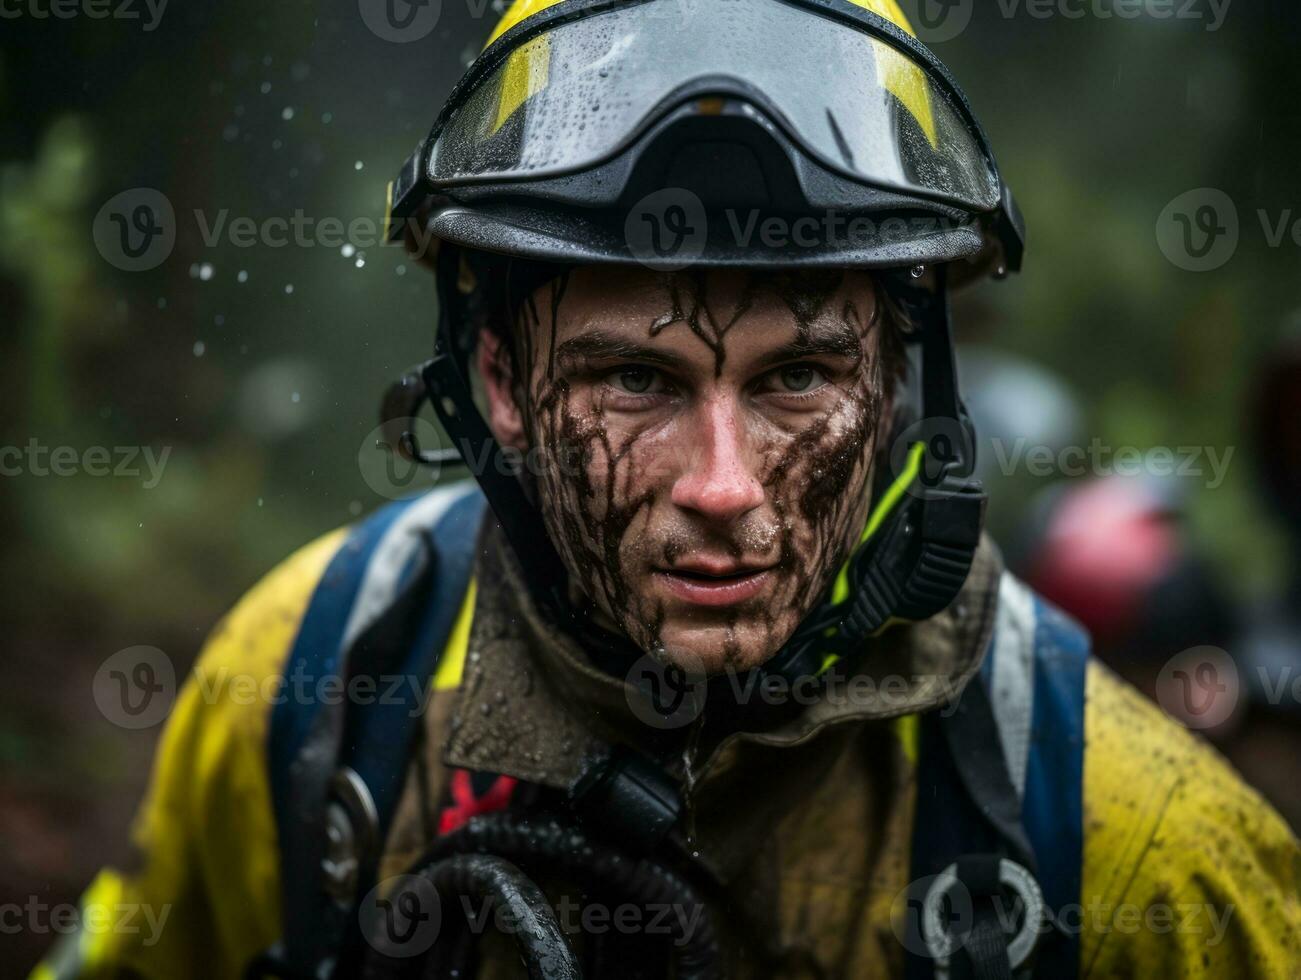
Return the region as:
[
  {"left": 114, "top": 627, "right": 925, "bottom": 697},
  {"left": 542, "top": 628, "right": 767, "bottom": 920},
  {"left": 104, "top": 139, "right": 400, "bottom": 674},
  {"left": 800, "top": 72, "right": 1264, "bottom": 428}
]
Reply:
[{"left": 411, "top": 247, "right": 985, "bottom": 700}]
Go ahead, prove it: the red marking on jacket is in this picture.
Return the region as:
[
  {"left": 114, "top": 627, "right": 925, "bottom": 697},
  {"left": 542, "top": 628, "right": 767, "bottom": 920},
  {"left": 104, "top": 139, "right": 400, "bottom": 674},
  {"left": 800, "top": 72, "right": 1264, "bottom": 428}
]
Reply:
[{"left": 438, "top": 769, "right": 518, "bottom": 835}]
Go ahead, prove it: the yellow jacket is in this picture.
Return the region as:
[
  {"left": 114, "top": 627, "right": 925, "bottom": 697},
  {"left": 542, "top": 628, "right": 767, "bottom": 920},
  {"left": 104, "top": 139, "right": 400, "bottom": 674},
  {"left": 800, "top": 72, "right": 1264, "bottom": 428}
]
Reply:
[{"left": 35, "top": 507, "right": 1301, "bottom": 979}]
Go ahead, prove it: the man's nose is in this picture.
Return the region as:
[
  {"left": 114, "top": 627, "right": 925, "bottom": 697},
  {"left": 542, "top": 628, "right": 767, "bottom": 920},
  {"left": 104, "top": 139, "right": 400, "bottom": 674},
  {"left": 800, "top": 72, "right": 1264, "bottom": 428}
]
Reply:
[{"left": 670, "top": 396, "right": 765, "bottom": 523}]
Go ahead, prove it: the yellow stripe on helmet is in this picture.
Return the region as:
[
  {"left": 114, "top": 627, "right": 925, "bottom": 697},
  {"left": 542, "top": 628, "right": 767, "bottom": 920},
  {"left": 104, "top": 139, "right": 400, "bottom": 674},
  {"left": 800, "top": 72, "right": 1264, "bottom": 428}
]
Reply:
[
  {"left": 487, "top": 0, "right": 567, "bottom": 47},
  {"left": 490, "top": 34, "right": 552, "bottom": 134},
  {"left": 845, "top": 0, "right": 940, "bottom": 148},
  {"left": 484, "top": 0, "right": 565, "bottom": 135}
]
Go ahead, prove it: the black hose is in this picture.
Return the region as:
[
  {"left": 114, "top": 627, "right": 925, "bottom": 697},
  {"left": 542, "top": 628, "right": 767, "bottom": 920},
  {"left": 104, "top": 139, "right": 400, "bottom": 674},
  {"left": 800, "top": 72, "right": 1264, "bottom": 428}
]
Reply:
[
  {"left": 362, "top": 853, "right": 579, "bottom": 980},
  {"left": 417, "top": 813, "right": 722, "bottom": 980}
]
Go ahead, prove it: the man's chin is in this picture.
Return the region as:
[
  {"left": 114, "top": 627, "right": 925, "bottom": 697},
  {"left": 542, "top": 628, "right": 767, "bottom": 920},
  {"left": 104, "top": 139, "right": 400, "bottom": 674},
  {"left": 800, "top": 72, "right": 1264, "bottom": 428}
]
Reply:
[{"left": 653, "top": 620, "right": 795, "bottom": 677}]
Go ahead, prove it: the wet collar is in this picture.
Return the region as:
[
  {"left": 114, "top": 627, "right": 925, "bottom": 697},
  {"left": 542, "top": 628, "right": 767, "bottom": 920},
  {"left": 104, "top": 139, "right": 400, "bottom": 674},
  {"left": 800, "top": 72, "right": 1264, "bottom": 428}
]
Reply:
[{"left": 443, "top": 520, "right": 1004, "bottom": 789}]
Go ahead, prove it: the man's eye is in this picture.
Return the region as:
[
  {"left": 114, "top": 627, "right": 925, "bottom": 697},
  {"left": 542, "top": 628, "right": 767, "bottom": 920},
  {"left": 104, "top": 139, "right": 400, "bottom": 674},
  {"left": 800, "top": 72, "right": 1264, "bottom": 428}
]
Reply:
[
  {"left": 773, "top": 365, "right": 827, "bottom": 394},
  {"left": 608, "top": 367, "right": 665, "bottom": 395}
]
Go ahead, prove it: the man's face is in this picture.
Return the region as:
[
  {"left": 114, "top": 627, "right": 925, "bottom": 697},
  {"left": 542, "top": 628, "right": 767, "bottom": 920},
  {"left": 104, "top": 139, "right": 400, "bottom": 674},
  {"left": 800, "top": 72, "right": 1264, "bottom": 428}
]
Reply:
[{"left": 481, "top": 266, "right": 894, "bottom": 675}]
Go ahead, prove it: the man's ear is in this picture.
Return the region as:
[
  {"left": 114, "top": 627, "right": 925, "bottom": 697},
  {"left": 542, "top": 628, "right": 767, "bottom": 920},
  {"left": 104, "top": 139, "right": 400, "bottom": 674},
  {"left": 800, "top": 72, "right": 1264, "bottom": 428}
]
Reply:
[{"left": 477, "top": 328, "right": 529, "bottom": 452}]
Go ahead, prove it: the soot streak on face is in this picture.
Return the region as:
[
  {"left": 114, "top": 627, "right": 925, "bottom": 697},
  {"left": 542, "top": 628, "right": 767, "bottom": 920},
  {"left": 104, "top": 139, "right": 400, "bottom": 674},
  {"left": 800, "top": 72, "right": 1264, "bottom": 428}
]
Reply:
[{"left": 516, "top": 269, "right": 888, "bottom": 668}]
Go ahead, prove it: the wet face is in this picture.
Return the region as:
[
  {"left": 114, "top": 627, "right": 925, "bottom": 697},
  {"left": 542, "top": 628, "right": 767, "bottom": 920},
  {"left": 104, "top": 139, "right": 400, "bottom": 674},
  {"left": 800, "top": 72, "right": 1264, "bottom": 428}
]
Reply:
[{"left": 480, "top": 266, "right": 895, "bottom": 675}]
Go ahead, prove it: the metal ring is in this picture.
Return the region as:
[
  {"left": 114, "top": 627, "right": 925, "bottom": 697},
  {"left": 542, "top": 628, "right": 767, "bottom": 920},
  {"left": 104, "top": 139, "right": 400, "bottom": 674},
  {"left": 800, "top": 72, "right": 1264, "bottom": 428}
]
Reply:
[
  {"left": 320, "top": 767, "right": 380, "bottom": 902},
  {"left": 921, "top": 858, "right": 1045, "bottom": 973}
]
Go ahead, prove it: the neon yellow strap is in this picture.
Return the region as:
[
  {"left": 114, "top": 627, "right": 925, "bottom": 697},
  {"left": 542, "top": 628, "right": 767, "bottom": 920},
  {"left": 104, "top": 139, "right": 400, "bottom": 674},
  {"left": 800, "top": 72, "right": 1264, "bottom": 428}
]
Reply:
[
  {"left": 433, "top": 576, "right": 479, "bottom": 691},
  {"left": 831, "top": 441, "right": 925, "bottom": 605},
  {"left": 817, "top": 442, "right": 925, "bottom": 673}
]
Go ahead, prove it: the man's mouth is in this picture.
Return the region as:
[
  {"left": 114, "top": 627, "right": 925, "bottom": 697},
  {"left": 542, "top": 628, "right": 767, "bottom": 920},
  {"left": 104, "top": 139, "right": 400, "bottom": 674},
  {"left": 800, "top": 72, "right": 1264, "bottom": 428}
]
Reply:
[{"left": 653, "top": 560, "right": 777, "bottom": 608}]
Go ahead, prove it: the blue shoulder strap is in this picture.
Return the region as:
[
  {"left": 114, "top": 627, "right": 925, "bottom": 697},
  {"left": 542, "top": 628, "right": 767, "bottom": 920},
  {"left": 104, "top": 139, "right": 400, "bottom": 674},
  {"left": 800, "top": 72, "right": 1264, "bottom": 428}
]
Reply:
[
  {"left": 260, "top": 482, "right": 486, "bottom": 979},
  {"left": 906, "top": 574, "right": 1089, "bottom": 978}
]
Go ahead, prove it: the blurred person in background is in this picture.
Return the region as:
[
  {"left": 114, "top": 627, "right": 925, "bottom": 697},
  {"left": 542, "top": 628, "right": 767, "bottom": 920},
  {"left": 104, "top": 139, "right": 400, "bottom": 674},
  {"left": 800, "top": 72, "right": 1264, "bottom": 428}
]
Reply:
[{"left": 1018, "top": 330, "right": 1301, "bottom": 832}]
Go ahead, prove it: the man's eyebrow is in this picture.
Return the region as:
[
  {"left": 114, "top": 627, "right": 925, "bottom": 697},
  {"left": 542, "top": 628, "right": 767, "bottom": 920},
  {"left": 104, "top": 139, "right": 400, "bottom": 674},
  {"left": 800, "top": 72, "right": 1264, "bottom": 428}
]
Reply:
[
  {"left": 554, "top": 330, "right": 683, "bottom": 369},
  {"left": 753, "top": 323, "right": 864, "bottom": 369}
]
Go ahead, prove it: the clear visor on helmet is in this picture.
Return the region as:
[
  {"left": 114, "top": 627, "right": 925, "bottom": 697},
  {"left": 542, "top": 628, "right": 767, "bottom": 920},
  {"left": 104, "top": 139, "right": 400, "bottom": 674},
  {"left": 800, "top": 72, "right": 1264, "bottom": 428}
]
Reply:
[{"left": 429, "top": 0, "right": 1000, "bottom": 212}]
